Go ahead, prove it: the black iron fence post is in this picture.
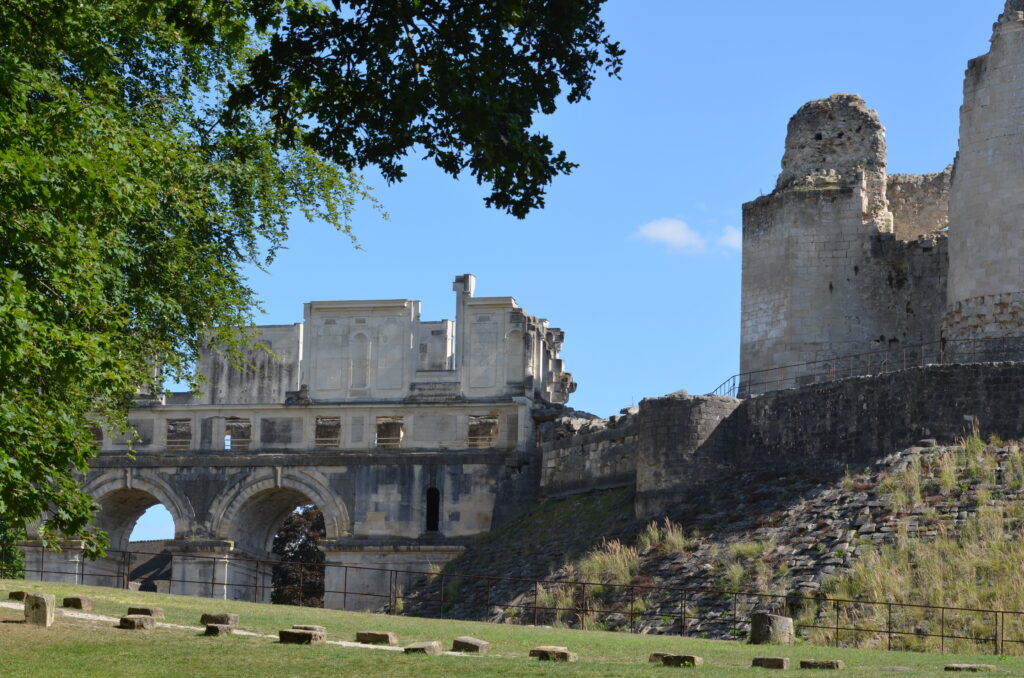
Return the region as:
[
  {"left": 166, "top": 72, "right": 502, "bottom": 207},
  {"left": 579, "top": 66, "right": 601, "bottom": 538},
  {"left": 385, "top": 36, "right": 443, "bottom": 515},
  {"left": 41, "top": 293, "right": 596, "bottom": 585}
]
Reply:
[
  {"left": 681, "top": 590, "right": 687, "bottom": 637},
  {"left": 941, "top": 607, "right": 945, "bottom": 654},
  {"left": 835, "top": 600, "right": 840, "bottom": 648},
  {"left": 887, "top": 602, "right": 893, "bottom": 651},
  {"left": 630, "top": 586, "right": 636, "bottom": 634}
]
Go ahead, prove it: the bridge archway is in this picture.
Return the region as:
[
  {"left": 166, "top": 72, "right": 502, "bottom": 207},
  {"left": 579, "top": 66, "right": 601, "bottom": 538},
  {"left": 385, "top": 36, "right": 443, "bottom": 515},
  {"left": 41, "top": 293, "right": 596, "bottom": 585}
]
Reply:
[
  {"left": 211, "top": 470, "right": 349, "bottom": 554},
  {"left": 78, "top": 473, "right": 192, "bottom": 589},
  {"left": 209, "top": 471, "right": 349, "bottom": 604},
  {"left": 83, "top": 473, "right": 192, "bottom": 552}
]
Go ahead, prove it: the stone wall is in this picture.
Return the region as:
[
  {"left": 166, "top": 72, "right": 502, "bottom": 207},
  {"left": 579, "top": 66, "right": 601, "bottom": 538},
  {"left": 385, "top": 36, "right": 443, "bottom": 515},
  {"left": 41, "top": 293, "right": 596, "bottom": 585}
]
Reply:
[
  {"left": 946, "top": 11, "right": 1024, "bottom": 341},
  {"left": 539, "top": 417, "right": 638, "bottom": 497},
  {"left": 637, "top": 362, "right": 1024, "bottom": 516},
  {"left": 634, "top": 395, "right": 741, "bottom": 516},
  {"left": 887, "top": 168, "right": 951, "bottom": 240},
  {"left": 740, "top": 95, "right": 950, "bottom": 395}
]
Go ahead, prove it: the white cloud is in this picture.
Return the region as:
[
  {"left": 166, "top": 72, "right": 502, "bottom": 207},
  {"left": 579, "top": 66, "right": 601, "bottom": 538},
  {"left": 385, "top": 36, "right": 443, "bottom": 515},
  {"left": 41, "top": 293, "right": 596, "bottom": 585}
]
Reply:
[
  {"left": 717, "top": 225, "right": 742, "bottom": 250},
  {"left": 632, "top": 218, "right": 707, "bottom": 253}
]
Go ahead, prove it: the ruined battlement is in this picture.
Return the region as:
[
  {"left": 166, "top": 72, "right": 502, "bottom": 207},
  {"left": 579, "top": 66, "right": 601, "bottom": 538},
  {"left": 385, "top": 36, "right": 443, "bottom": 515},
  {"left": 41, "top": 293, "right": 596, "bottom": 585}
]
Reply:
[{"left": 740, "top": 2, "right": 1024, "bottom": 393}]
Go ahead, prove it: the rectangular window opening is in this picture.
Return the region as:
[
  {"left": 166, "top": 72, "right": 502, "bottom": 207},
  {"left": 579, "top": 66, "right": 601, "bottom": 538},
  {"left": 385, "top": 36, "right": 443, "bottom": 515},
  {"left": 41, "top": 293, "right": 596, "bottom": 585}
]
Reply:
[
  {"left": 315, "top": 416, "right": 342, "bottom": 449},
  {"left": 375, "top": 416, "right": 404, "bottom": 449},
  {"left": 467, "top": 415, "right": 500, "bottom": 448},
  {"left": 224, "top": 417, "right": 251, "bottom": 451},
  {"left": 88, "top": 426, "right": 103, "bottom": 447},
  {"left": 166, "top": 419, "right": 192, "bottom": 451}
]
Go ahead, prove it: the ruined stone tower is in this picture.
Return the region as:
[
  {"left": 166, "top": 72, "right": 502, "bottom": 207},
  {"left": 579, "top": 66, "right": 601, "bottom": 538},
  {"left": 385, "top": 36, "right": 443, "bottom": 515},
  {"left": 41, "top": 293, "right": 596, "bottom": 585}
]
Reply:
[
  {"left": 739, "top": 95, "right": 948, "bottom": 394},
  {"left": 944, "top": 2, "right": 1024, "bottom": 341}
]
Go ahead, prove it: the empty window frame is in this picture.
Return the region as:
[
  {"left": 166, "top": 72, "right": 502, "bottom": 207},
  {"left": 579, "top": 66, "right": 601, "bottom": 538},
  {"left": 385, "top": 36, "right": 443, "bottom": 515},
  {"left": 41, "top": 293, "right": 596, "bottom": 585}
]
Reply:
[
  {"left": 315, "top": 416, "right": 342, "bottom": 449},
  {"left": 165, "top": 418, "right": 192, "bottom": 451},
  {"left": 88, "top": 426, "right": 103, "bottom": 447},
  {"left": 425, "top": 487, "right": 440, "bottom": 533},
  {"left": 375, "top": 416, "right": 404, "bottom": 449},
  {"left": 224, "top": 417, "right": 252, "bottom": 451},
  {"left": 467, "top": 415, "right": 500, "bottom": 448}
]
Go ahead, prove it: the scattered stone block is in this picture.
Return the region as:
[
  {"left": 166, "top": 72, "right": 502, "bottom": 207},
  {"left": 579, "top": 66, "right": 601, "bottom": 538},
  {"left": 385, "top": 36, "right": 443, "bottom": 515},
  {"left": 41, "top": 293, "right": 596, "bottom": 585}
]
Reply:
[
  {"left": 118, "top": 615, "right": 155, "bottom": 630},
  {"left": 356, "top": 630, "right": 397, "bottom": 645},
  {"left": 8, "top": 591, "right": 27, "bottom": 601},
  {"left": 404, "top": 641, "right": 443, "bottom": 656},
  {"left": 944, "top": 666, "right": 997, "bottom": 673},
  {"left": 800, "top": 659, "right": 845, "bottom": 670},
  {"left": 292, "top": 624, "right": 326, "bottom": 632},
  {"left": 127, "top": 606, "right": 165, "bottom": 619},
  {"left": 200, "top": 613, "right": 239, "bottom": 627},
  {"left": 24, "top": 593, "right": 55, "bottom": 627},
  {"left": 529, "top": 646, "right": 578, "bottom": 662},
  {"left": 62, "top": 596, "right": 93, "bottom": 611},
  {"left": 752, "top": 657, "right": 790, "bottom": 670},
  {"left": 662, "top": 654, "right": 704, "bottom": 667},
  {"left": 649, "top": 652, "right": 671, "bottom": 663},
  {"left": 279, "top": 628, "right": 325, "bottom": 644},
  {"left": 205, "top": 623, "right": 234, "bottom": 636},
  {"left": 451, "top": 636, "right": 490, "bottom": 654},
  {"left": 749, "top": 612, "right": 795, "bottom": 645}
]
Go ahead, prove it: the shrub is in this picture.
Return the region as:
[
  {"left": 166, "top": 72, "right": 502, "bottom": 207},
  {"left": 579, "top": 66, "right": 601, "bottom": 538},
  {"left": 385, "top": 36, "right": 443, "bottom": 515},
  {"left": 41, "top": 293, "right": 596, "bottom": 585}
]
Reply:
[
  {"left": 662, "top": 519, "right": 697, "bottom": 553},
  {"left": 578, "top": 538, "right": 640, "bottom": 586}
]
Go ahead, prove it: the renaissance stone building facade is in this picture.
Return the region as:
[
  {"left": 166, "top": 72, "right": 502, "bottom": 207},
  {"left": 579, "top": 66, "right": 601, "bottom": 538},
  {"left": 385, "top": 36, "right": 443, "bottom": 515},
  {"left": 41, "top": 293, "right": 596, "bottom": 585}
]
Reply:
[
  {"left": 23, "top": 274, "right": 575, "bottom": 608},
  {"left": 740, "top": 2, "right": 1024, "bottom": 395}
]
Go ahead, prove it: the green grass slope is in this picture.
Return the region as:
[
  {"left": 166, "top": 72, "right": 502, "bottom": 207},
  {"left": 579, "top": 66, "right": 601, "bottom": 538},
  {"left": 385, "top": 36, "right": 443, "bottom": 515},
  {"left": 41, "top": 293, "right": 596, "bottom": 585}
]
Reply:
[{"left": 1, "top": 579, "right": 1022, "bottom": 677}]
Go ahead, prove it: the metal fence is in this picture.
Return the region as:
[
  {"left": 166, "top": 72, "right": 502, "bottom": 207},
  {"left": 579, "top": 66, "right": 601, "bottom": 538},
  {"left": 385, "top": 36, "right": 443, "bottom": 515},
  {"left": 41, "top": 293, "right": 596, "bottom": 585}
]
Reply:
[
  {"left": 710, "top": 337, "right": 1024, "bottom": 398},
  {"left": 6, "top": 544, "right": 1024, "bottom": 655}
]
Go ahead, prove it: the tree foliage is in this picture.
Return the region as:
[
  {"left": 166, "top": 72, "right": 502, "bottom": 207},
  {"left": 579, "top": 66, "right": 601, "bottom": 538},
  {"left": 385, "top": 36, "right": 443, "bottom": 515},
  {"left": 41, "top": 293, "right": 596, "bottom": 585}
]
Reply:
[
  {"left": 271, "top": 505, "right": 325, "bottom": 607},
  {"left": 231, "top": 0, "right": 624, "bottom": 217},
  {"left": 0, "top": 0, "right": 621, "bottom": 554}
]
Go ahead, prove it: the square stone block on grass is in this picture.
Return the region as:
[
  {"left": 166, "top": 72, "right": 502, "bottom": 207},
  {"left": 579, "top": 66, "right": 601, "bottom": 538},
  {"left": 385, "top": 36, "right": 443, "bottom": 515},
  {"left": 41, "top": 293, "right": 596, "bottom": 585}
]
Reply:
[
  {"left": 800, "top": 659, "right": 845, "bottom": 670},
  {"left": 649, "top": 652, "right": 671, "bottom": 663},
  {"left": 118, "top": 615, "right": 155, "bottom": 630},
  {"left": 279, "top": 629, "right": 325, "bottom": 644},
  {"left": 752, "top": 657, "right": 790, "bottom": 670},
  {"left": 662, "top": 655, "right": 704, "bottom": 668},
  {"left": 8, "top": 591, "right": 27, "bottom": 601},
  {"left": 62, "top": 596, "right": 94, "bottom": 611},
  {"left": 24, "top": 593, "right": 55, "bottom": 627},
  {"left": 205, "top": 624, "right": 234, "bottom": 636},
  {"left": 127, "top": 606, "right": 165, "bottom": 619},
  {"left": 451, "top": 636, "right": 490, "bottom": 654},
  {"left": 356, "top": 630, "right": 398, "bottom": 645},
  {"left": 404, "top": 641, "right": 443, "bottom": 656},
  {"left": 529, "top": 646, "right": 578, "bottom": 662},
  {"left": 200, "top": 613, "right": 239, "bottom": 627}
]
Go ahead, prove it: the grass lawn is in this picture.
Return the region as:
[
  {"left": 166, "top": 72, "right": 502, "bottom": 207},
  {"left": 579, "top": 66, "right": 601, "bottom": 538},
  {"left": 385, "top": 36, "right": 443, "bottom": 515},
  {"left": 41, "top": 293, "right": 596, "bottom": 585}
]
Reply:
[{"left": 1, "top": 579, "right": 1021, "bottom": 677}]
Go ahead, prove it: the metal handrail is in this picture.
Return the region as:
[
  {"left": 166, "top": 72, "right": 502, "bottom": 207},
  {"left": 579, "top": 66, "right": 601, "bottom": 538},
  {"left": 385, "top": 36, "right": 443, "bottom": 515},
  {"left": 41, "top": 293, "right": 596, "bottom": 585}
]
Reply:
[{"left": 708, "top": 336, "right": 1024, "bottom": 398}]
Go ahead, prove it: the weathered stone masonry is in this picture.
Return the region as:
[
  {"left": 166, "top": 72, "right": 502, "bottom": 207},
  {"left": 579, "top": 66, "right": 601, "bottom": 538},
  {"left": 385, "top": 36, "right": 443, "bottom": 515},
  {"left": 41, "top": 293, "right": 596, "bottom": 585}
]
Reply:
[
  {"left": 23, "top": 274, "right": 575, "bottom": 609},
  {"left": 741, "top": 4, "right": 1024, "bottom": 394}
]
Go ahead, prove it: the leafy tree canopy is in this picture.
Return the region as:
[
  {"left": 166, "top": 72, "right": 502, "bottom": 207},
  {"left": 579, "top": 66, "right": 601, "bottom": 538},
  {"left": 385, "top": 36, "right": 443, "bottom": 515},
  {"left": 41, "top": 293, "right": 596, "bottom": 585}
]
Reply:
[{"left": 0, "top": 0, "right": 621, "bottom": 556}]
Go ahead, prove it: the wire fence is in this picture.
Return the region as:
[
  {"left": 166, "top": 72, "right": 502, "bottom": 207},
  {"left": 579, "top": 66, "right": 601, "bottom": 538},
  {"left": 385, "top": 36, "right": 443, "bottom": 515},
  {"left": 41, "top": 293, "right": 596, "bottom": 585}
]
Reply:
[
  {"left": 710, "top": 336, "right": 1024, "bottom": 398},
  {"left": 6, "top": 544, "right": 1024, "bottom": 655}
]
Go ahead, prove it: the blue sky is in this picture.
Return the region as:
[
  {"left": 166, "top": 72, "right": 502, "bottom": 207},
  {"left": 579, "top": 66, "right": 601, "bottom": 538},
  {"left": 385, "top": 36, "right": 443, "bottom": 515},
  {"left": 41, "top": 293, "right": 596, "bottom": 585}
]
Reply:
[{"left": 130, "top": 1, "right": 1003, "bottom": 540}]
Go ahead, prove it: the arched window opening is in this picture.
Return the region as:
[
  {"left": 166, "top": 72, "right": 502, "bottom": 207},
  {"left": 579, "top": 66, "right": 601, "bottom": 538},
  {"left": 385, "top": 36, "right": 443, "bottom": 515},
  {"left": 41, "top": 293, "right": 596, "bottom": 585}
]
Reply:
[{"left": 425, "top": 488, "right": 440, "bottom": 533}]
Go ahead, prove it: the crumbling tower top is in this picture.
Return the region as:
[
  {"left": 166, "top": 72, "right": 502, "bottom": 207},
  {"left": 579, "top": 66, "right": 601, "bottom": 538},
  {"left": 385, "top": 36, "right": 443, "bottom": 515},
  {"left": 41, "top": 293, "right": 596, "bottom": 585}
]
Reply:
[{"left": 776, "top": 93, "right": 886, "bottom": 192}]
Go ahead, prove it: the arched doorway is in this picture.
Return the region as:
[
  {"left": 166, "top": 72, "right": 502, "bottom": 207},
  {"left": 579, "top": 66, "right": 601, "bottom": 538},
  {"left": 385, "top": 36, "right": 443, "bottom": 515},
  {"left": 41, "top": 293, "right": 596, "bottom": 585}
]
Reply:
[
  {"left": 127, "top": 504, "right": 175, "bottom": 592},
  {"left": 225, "top": 488, "right": 327, "bottom": 606},
  {"left": 88, "top": 488, "right": 180, "bottom": 590}
]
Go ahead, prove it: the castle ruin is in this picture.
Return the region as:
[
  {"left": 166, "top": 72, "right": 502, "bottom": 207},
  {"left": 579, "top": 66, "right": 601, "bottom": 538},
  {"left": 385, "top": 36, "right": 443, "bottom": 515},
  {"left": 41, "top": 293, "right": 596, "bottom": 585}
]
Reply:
[
  {"left": 740, "top": 3, "right": 1024, "bottom": 395},
  {"left": 21, "top": 1, "right": 1024, "bottom": 610}
]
